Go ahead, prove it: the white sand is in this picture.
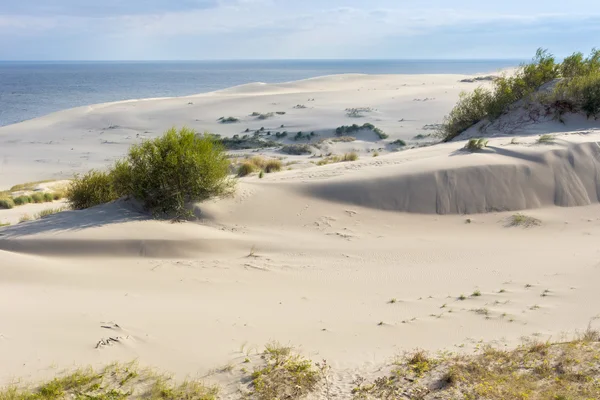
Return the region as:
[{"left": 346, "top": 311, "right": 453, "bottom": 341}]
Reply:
[{"left": 1, "top": 73, "right": 600, "bottom": 397}]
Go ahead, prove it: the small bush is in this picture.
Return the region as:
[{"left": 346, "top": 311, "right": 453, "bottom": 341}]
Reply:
[
  {"left": 52, "top": 191, "right": 66, "bottom": 200},
  {"left": 0, "top": 198, "right": 15, "bottom": 209},
  {"left": 464, "top": 138, "right": 488, "bottom": 151},
  {"left": 43, "top": 192, "right": 54, "bottom": 202},
  {"left": 391, "top": 139, "right": 406, "bottom": 147},
  {"left": 67, "top": 170, "right": 117, "bottom": 210},
  {"left": 335, "top": 123, "right": 387, "bottom": 139},
  {"left": 117, "top": 127, "right": 233, "bottom": 217},
  {"left": 13, "top": 195, "right": 32, "bottom": 206},
  {"left": 264, "top": 159, "right": 282, "bottom": 173},
  {"left": 219, "top": 116, "right": 239, "bottom": 123}
]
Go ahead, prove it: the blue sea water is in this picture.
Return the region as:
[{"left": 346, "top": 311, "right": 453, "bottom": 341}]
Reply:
[{"left": 0, "top": 60, "right": 522, "bottom": 127}]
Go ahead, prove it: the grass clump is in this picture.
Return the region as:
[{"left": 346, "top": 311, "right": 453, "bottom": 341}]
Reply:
[
  {"left": 0, "top": 197, "right": 15, "bottom": 209},
  {"left": 464, "top": 138, "right": 488, "bottom": 151},
  {"left": 245, "top": 343, "right": 321, "bottom": 400},
  {"left": 537, "top": 134, "right": 555, "bottom": 144},
  {"left": 237, "top": 162, "right": 257, "bottom": 177},
  {"left": 508, "top": 213, "right": 542, "bottom": 227},
  {"left": 264, "top": 159, "right": 282, "bottom": 173},
  {"left": 67, "top": 170, "right": 118, "bottom": 210},
  {"left": 30, "top": 193, "right": 46, "bottom": 203},
  {"left": 391, "top": 139, "right": 406, "bottom": 147}
]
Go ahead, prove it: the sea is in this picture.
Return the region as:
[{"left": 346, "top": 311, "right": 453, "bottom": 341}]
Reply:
[{"left": 0, "top": 60, "right": 522, "bottom": 127}]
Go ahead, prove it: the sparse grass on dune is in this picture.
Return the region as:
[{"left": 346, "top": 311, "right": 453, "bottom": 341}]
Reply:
[
  {"left": 352, "top": 328, "right": 600, "bottom": 400},
  {"left": 537, "top": 134, "right": 555, "bottom": 144},
  {"left": 0, "top": 362, "right": 219, "bottom": 400},
  {"left": 316, "top": 152, "right": 359, "bottom": 166},
  {"left": 9, "top": 179, "right": 56, "bottom": 192},
  {"left": 244, "top": 342, "right": 321, "bottom": 400},
  {"left": 34, "top": 207, "right": 68, "bottom": 220},
  {"left": 508, "top": 213, "right": 542, "bottom": 227}
]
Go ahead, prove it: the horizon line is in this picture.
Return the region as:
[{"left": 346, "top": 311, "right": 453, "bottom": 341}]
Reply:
[{"left": 0, "top": 58, "right": 528, "bottom": 63}]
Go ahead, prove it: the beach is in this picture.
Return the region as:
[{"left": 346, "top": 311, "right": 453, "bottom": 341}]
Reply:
[{"left": 1, "top": 71, "right": 600, "bottom": 398}]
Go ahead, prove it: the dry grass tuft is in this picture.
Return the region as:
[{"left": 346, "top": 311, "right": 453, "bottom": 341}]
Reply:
[
  {"left": 507, "top": 213, "right": 542, "bottom": 227},
  {"left": 245, "top": 342, "right": 321, "bottom": 400}
]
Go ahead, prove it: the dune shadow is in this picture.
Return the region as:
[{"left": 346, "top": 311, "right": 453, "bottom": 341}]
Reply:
[{"left": 0, "top": 200, "right": 149, "bottom": 239}]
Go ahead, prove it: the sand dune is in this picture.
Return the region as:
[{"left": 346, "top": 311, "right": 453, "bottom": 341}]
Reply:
[{"left": 2, "top": 72, "right": 600, "bottom": 397}]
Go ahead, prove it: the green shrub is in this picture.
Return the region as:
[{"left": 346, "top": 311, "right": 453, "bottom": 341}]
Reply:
[
  {"left": 52, "top": 191, "right": 66, "bottom": 201},
  {"left": 391, "top": 139, "right": 406, "bottom": 146},
  {"left": 67, "top": 170, "right": 117, "bottom": 210},
  {"left": 343, "top": 152, "right": 359, "bottom": 161},
  {"left": 13, "top": 195, "right": 32, "bottom": 206},
  {"left": 552, "top": 72, "right": 600, "bottom": 119},
  {"left": 43, "top": 192, "right": 54, "bottom": 202},
  {"left": 31, "top": 193, "right": 45, "bottom": 203},
  {"left": 0, "top": 198, "right": 15, "bottom": 209},
  {"left": 440, "top": 48, "right": 559, "bottom": 141},
  {"left": 115, "top": 127, "right": 233, "bottom": 217}
]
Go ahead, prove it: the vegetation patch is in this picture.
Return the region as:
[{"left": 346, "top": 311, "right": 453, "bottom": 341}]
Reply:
[
  {"left": 507, "top": 213, "right": 542, "bottom": 228},
  {"left": 346, "top": 107, "right": 374, "bottom": 118},
  {"left": 351, "top": 329, "right": 600, "bottom": 400},
  {"left": 0, "top": 362, "right": 218, "bottom": 400},
  {"left": 281, "top": 144, "right": 312, "bottom": 155},
  {"left": 464, "top": 138, "right": 488, "bottom": 151},
  {"left": 316, "top": 152, "right": 359, "bottom": 166},
  {"left": 66, "top": 127, "right": 234, "bottom": 218},
  {"left": 0, "top": 198, "right": 15, "bottom": 209},
  {"left": 236, "top": 156, "right": 283, "bottom": 177},
  {"left": 439, "top": 48, "right": 600, "bottom": 141},
  {"left": 537, "top": 134, "right": 555, "bottom": 144},
  {"left": 9, "top": 179, "right": 56, "bottom": 192},
  {"left": 391, "top": 139, "right": 406, "bottom": 147},
  {"left": 244, "top": 343, "right": 321, "bottom": 400},
  {"left": 218, "top": 116, "right": 240, "bottom": 124},
  {"left": 212, "top": 134, "right": 279, "bottom": 150},
  {"left": 335, "top": 123, "right": 388, "bottom": 140}
]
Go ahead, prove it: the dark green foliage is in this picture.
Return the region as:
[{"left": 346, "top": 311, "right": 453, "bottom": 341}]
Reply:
[
  {"left": 440, "top": 48, "right": 559, "bottom": 141},
  {"left": 391, "top": 139, "right": 406, "bottom": 147},
  {"left": 441, "top": 48, "right": 600, "bottom": 141},
  {"left": 335, "top": 123, "right": 388, "bottom": 139},
  {"left": 213, "top": 134, "right": 279, "bottom": 150},
  {"left": 67, "top": 170, "right": 118, "bottom": 210},
  {"left": 13, "top": 195, "right": 32, "bottom": 206},
  {"left": 115, "top": 127, "right": 234, "bottom": 217},
  {"left": 219, "top": 116, "right": 239, "bottom": 123},
  {"left": 281, "top": 144, "right": 312, "bottom": 155}
]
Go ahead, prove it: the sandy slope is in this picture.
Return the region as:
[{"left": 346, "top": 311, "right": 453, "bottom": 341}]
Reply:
[{"left": 2, "top": 72, "right": 600, "bottom": 397}]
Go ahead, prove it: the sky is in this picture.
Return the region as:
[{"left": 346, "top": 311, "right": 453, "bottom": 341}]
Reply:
[{"left": 0, "top": 0, "right": 598, "bottom": 60}]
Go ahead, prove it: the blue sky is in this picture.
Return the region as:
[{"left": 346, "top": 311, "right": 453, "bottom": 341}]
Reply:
[{"left": 0, "top": 0, "right": 598, "bottom": 60}]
